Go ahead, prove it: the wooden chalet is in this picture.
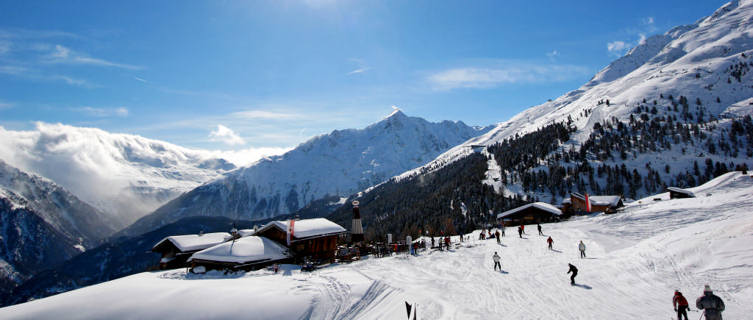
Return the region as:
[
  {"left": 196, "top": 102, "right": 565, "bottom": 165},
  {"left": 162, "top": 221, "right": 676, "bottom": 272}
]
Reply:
[
  {"left": 188, "top": 236, "right": 292, "bottom": 272},
  {"left": 497, "top": 202, "right": 563, "bottom": 225},
  {"left": 151, "top": 232, "right": 231, "bottom": 269},
  {"left": 667, "top": 187, "right": 696, "bottom": 199},
  {"left": 255, "top": 218, "right": 347, "bottom": 262},
  {"left": 562, "top": 193, "right": 624, "bottom": 214}
]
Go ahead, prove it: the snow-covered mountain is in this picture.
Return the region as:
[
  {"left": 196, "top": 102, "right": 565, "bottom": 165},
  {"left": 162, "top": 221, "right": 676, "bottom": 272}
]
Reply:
[
  {"left": 0, "top": 123, "right": 236, "bottom": 228},
  {"left": 0, "top": 160, "right": 117, "bottom": 289},
  {"left": 2, "top": 172, "right": 751, "bottom": 319},
  {"left": 122, "top": 110, "right": 492, "bottom": 236},
  {"left": 392, "top": 0, "right": 753, "bottom": 196}
]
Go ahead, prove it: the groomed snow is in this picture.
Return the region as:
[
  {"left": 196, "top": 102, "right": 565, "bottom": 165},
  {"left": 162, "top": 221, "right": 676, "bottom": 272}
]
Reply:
[
  {"left": 3, "top": 172, "right": 752, "bottom": 319},
  {"left": 152, "top": 232, "right": 231, "bottom": 252},
  {"left": 189, "top": 236, "right": 290, "bottom": 264},
  {"left": 263, "top": 218, "right": 346, "bottom": 239},
  {"left": 497, "top": 201, "right": 562, "bottom": 219}
]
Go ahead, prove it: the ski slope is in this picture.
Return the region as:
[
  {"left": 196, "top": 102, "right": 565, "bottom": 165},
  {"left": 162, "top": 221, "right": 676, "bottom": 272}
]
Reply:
[{"left": 2, "top": 172, "right": 752, "bottom": 319}]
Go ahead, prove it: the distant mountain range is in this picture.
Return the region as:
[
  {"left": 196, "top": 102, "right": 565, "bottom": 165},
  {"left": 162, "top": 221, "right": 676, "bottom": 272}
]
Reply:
[{"left": 120, "top": 110, "right": 492, "bottom": 236}]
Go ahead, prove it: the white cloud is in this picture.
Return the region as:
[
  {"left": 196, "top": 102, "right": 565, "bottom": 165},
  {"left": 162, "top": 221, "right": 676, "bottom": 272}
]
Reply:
[
  {"left": 427, "top": 62, "right": 590, "bottom": 90},
  {"left": 347, "top": 58, "right": 370, "bottom": 75},
  {"left": 546, "top": 50, "right": 560, "bottom": 59},
  {"left": 642, "top": 16, "right": 655, "bottom": 26},
  {"left": 133, "top": 76, "right": 147, "bottom": 83},
  {"left": 209, "top": 124, "right": 245, "bottom": 146},
  {"left": 347, "top": 67, "right": 370, "bottom": 75},
  {"left": 230, "top": 110, "right": 302, "bottom": 120},
  {"left": 211, "top": 146, "right": 292, "bottom": 167},
  {"left": 0, "top": 101, "right": 12, "bottom": 110},
  {"left": 72, "top": 106, "right": 129, "bottom": 117},
  {"left": 0, "top": 65, "right": 96, "bottom": 87},
  {"left": 46, "top": 44, "right": 143, "bottom": 70},
  {"left": 607, "top": 41, "right": 630, "bottom": 56}
]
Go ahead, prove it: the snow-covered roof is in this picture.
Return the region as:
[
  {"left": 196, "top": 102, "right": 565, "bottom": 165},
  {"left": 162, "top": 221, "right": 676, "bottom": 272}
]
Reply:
[
  {"left": 667, "top": 187, "right": 696, "bottom": 197},
  {"left": 570, "top": 193, "right": 622, "bottom": 207},
  {"left": 238, "top": 229, "right": 256, "bottom": 237},
  {"left": 152, "top": 232, "right": 231, "bottom": 252},
  {"left": 188, "top": 236, "right": 291, "bottom": 264},
  {"left": 497, "top": 202, "right": 562, "bottom": 219},
  {"left": 261, "top": 218, "right": 346, "bottom": 240},
  {"left": 589, "top": 196, "right": 622, "bottom": 207}
]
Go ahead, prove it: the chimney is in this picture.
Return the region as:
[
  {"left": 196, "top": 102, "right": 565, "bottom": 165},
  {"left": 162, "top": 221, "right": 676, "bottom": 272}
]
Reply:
[{"left": 351, "top": 200, "right": 364, "bottom": 243}]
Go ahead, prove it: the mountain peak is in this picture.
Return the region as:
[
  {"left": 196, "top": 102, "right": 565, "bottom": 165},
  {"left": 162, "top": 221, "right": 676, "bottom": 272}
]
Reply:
[{"left": 384, "top": 106, "right": 406, "bottom": 120}]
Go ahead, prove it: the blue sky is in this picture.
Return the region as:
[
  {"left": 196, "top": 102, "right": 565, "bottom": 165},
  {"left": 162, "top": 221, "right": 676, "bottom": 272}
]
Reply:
[{"left": 0, "top": 0, "right": 729, "bottom": 153}]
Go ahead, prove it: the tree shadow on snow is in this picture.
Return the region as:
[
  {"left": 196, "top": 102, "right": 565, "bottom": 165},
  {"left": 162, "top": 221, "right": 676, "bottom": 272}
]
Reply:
[{"left": 573, "top": 284, "right": 592, "bottom": 290}]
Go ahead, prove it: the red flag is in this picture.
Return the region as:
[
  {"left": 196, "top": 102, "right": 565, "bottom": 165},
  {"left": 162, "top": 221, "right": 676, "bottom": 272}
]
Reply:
[{"left": 585, "top": 193, "right": 591, "bottom": 212}]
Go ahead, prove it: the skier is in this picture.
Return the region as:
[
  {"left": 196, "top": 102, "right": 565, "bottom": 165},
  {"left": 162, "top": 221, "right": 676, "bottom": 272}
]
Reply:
[
  {"left": 445, "top": 236, "right": 450, "bottom": 248},
  {"left": 578, "top": 240, "right": 586, "bottom": 258},
  {"left": 547, "top": 236, "right": 553, "bottom": 250},
  {"left": 517, "top": 226, "right": 523, "bottom": 238},
  {"left": 673, "top": 290, "right": 689, "bottom": 320},
  {"left": 537, "top": 224, "right": 543, "bottom": 236},
  {"left": 567, "top": 263, "right": 578, "bottom": 285},
  {"left": 495, "top": 230, "right": 501, "bottom": 244},
  {"left": 696, "top": 285, "right": 725, "bottom": 320},
  {"left": 492, "top": 252, "right": 501, "bottom": 271},
  {"left": 431, "top": 236, "right": 435, "bottom": 248},
  {"left": 521, "top": 224, "right": 525, "bottom": 234},
  {"left": 500, "top": 226, "right": 505, "bottom": 237}
]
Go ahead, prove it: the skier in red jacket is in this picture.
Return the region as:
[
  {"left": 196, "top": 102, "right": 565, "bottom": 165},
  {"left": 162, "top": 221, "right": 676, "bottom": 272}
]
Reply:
[
  {"left": 547, "top": 236, "right": 554, "bottom": 250},
  {"left": 673, "top": 290, "right": 689, "bottom": 320}
]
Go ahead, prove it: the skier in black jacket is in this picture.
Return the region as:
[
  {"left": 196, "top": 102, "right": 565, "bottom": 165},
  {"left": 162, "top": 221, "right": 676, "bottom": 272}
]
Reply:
[{"left": 567, "top": 263, "right": 578, "bottom": 285}]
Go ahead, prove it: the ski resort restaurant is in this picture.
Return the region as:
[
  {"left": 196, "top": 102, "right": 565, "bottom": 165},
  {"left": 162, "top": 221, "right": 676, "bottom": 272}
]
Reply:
[
  {"left": 254, "top": 218, "right": 347, "bottom": 262},
  {"left": 497, "top": 202, "right": 562, "bottom": 225}
]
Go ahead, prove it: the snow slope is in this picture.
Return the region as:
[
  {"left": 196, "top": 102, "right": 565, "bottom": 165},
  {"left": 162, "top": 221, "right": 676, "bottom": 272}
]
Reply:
[
  {"left": 0, "top": 123, "right": 236, "bottom": 228},
  {"left": 122, "top": 110, "right": 491, "bottom": 236},
  {"left": 396, "top": 0, "right": 753, "bottom": 182},
  {"left": 3, "top": 172, "right": 751, "bottom": 319}
]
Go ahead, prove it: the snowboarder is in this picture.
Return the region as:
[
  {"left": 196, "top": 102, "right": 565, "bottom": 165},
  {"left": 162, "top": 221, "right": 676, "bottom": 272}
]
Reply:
[
  {"left": 517, "top": 226, "right": 523, "bottom": 238},
  {"left": 578, "top": 240, "right": 586, "bottom": 258},
  {"left": 567, "top": 263, "right": 578, "bottom": 285},
  {"left": 696, "top": 285, "right": 725, "bottom": 320},
  {"left": 492, "top": 252, "right": 501, "bottom": 271},
  {"left": 537, "top": 224, "right": 543, "bottom": 236},
  {"left": 547, "top": 236, "right": 553, "bottom": 250},
  {"left": 673, "top": 290, "right": 689, "bottom": 320},
  {"left": 495, "top": 230, "right": 500, "bottom": 244}
]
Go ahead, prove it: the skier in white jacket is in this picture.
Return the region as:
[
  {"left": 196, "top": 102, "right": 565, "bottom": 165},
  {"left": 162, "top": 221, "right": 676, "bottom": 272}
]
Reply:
[
  {"left": 578, "top": 241, "right": 586, "bottom": 258},
  {"left": 492, "top": 252, "right": 501, "bottom": 271}
]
